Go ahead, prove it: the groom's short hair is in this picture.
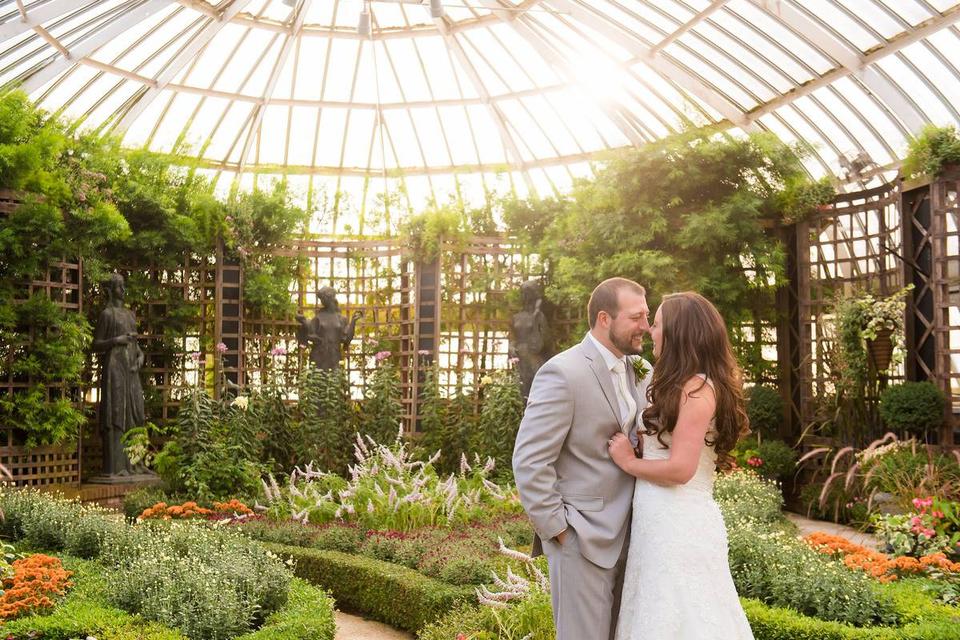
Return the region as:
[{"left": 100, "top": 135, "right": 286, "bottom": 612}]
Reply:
[{"left": 588, "top": 278, "right": 646, "bottom": 328}]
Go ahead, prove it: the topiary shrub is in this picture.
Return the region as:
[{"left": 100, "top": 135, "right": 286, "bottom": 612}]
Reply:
[
  {"left": 879, "top": 382, "right": 946, "bottom": 441},
  {"left": 746, "top": 385, "right": 784, "bottom": 437}
]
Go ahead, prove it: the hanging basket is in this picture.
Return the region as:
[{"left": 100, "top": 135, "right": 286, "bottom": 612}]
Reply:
[{"left": 867, "top": 327, "right": 894, "bottom": 373}]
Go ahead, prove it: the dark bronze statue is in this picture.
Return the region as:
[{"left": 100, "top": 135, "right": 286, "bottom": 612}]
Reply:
[
  {"left": 91, "top": 273, "right": 145, "bottom": 477},
  {"left": 510, "top": 280, "right": 551, "bottom": 399},
  {"left": 296, "top": 286, "right": 362, "bottom": 370}
]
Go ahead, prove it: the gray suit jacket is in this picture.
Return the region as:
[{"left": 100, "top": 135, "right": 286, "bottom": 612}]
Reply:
[{"left": 512, "top": 334, "right": 652, "bottom": 569}]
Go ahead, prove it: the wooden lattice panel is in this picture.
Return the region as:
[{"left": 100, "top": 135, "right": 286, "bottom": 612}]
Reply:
[
  {"left": 239, "top": 238, "right": 418, "bottom": 424},
  {"left": 798, "top": 183, "right": 904, "bottom": 425},
  {"left": 930, "top": 168, "right": 960, "bottom": 446},
  {"left": 0, "top": 189, "right": 84, "bottom": 484}
]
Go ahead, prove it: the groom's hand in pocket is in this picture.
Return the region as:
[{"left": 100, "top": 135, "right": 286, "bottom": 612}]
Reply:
[{"left": 554, "top": 529, "right": 568, "bottom": 545}]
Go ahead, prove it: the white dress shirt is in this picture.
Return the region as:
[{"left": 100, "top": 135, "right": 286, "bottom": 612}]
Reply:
[{"left": 588, "top": 332, "right": 637, "bottom": 429}]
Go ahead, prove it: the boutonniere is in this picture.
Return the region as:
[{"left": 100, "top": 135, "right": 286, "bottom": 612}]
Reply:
[{"left": 631, "top": 358, "right": 650, "bottom": 380}]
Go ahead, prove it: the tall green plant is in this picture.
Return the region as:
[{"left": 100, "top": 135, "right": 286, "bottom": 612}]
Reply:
[
  {"left": 476, "top": 369, "right": 525, "bottom": 481},
  {"left": 299, "top": 368, "right": 356, "bottom": 475},
  {"left": 361, "top": 352, "right": 403, "bottom": 444}
]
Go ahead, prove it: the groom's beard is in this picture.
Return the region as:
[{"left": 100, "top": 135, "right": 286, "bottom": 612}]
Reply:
[{"left": 609, "top": 326, "right": 644, "bottom": 356}]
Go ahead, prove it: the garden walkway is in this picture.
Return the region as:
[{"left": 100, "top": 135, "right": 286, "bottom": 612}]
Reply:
[
  {"left": 785, "top": 511, "right": 880, "bottom": 549},
  {"left": 335, "top": 611, "right": 414, "bottom": 640}
]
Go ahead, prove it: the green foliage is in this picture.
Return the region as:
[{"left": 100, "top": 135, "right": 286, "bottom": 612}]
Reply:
[
  {"left": 501, "top": 130, "right": 829, "bottom": 373},
  {"left": 362, "top": 356, "right": 403, "bottom": 444},
  {"left": 1, "top": 556, "right": 334, "bottom": 640},
  {"left": 399, "top": 203, "right": 470, "bottom": 262},
  {"left": 821, "top": 287, "right": 911, "bottom": 444},
  {"left": 298, "top": 367, "right": 357, "bottom": 475},
  {"left": 879, "top": 382, "right": 947, "bottom": 440},
  {"left": 733, "top": 436, "right": 797, "bottom": 480},
  {"left": 121, "top": 485, "right": 173, "bottom": 521},
  {"left": 746, "top": 385, "right": 784, "bottom": 437},
  {"left": 265, "top": 543, "right": 474, "bottom": 633},
  {"left": 861, "top": 439, "right": 960, "bottom": 507},
  {"left": 416, "top": 371, "right": 477, "bottom": 476},
  {"left": 902, "top": 124, "right": 960, "bottom": 179},
  {"left": 418, "top": 591, "right": 555, "bottom": 640},
  {"left": 154, "top": 388, "right": 267, "bottom": 501},
  {"left": 101, "top": 522, "right": 293, "bottom": 640},
  {"left": 476, "top": 369, "right": 525, "bottom": 481},
  {"left": 714, "top": 468, "right": 785, "bottom": 525}
]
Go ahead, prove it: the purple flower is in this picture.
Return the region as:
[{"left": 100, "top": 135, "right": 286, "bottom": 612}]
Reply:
[
  {"left": 375, "top": 350, "right": 391, "bottom": 362},
  {"left": 270, "top": 346, "right": 286, "bottom": 356},
  {"left": 216, "top": 342, "right": 228, "bottom": 354},
  {"left": 189, "top": 351, "right": 202, "bottom": 362}
]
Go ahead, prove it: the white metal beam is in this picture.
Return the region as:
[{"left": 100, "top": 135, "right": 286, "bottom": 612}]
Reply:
[
  {"left": 748, "top": 0, "right": 926, "bottom": 135},
  {"left": 433, "top": 14, "right": 536, "bottom": 192},
  {"left": 0, "top": 0, "right": 85, "bottom": 42},
  {"left": 20, "top": 0, "right": 173, "bottom": 94},
  {"left": 116, "top": 0, "right": 256, "bottom": 132},
  {"left": 546, "top": 0, "right": 754, "bottom": 130},
  {"left": 745, "top": 3, "right": 960, "bottom": 125},
  {"left": 475, "top": 0, "right": 644, "bottom": 146},
  {"left": 651, "top": 0, "right": 729, "bottom": 55},
  {"left": 237, "top": 0, "right": 313, "bottom": 173}
]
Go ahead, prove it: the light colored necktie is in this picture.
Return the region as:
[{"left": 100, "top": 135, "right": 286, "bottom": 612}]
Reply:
[{"left": 612, "top": 360, "right": 637, "bottom": 433}]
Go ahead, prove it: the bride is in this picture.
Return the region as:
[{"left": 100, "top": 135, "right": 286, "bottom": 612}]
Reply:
[{"left": 607, "top": 291, "right": 755, "bottom": 640}]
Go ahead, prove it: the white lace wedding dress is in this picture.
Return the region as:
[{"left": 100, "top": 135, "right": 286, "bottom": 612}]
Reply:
[{"left": 615, "top": 377, "right": 754, "bottom": 640}]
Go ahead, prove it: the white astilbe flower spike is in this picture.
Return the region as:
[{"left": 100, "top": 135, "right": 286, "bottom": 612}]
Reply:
[
  {"left": 482, "top": 457, "right": 496, "bottom": 474},
  {"left": 497, "top": 537, "right": 531, "bottom": 563},
  {"left": 388, "top": 486, "right": 397, "bottom": 507},
  {"left": 261, "top": 478, "right": 275, "bottom": 502},
  {"left": 269, "top": 474, "right": 282, "bottom": 498},
  {"left": 482, "top": 478, "right": 505, "bottom": 498},
  {"left": 253, "top": 503, "right": 268, "bottom": 513},
  {"left": 426, "top": 450, "right": 441, "bottom": 466},
  {"left": 356, "top": 432, "right": 370, "bottom": 457},
  {"left": 367, "top": 499, "right": 375, "bottom": 513},
  {"left": 460, "top": 453, "right": 471, "bottom": 474},
  {"left": 374, "top": 483, "right": 385, "bottom": 497}
]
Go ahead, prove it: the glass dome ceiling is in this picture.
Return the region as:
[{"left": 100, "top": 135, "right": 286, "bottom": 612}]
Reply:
[{"left": 2, "top": 0, "right": 960, "bottom": 222}]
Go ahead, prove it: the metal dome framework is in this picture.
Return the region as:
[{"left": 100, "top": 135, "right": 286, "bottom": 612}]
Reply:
[{"left": 2, "top": 0, "right": 960, "bottom": 226}]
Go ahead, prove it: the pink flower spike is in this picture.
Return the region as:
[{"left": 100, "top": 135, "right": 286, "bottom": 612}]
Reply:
[{"left": 216, "top": 342, "right": 228, "bottom": 353}]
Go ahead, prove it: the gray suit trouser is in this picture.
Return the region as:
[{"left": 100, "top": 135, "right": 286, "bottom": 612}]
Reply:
[{"left": 544, "top": 527, "right": 629, "bottom": 640}]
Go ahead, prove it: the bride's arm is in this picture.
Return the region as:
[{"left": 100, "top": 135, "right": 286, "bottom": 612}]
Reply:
[{"left": 608, "top": 378, "right": 714, "bottom": 486}]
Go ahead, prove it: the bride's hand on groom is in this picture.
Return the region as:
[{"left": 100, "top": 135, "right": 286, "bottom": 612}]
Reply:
[{"left": 607, "top": 432, "right": 637, "bottom": 467}]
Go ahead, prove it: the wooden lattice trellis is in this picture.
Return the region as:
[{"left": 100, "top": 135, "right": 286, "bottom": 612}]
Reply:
[
  {"left": 795, "top": 182, "right": 904, "bottom": 429},
  {"left": 0, "top": 189, "right": 82, "bottom": 485}
]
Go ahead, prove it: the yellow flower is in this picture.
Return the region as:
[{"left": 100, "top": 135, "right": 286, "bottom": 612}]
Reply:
[
  {"left": 480, "top": 375, "right": 493, "bottom": 386},
  {"left": 231, "top": 396, "right": 249, "bottom": 410}
]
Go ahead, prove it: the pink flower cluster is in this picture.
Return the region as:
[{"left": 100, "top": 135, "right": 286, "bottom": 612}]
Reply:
[
  {"left": 216, "top": 342, "right": 228, "bottom": 354},
  {"left": 375, "top": 350, "right": 391, "bottom": 362},
  {"left": 747, "top": 456, "right": 763, "bottom": 467},
  {"left": 269, "top": 346, "right": 286, "bottom": 356},
  {"left": 909, "top": 496, "right": 947, "bottom": 539}
]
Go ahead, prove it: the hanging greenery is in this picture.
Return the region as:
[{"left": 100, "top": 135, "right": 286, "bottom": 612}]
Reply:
[
  {"left": 501, "top": 129, "right": 834, "bottom": 377},
  {"left": 902, "top": 124, "right": 960, "bottom": 179}
]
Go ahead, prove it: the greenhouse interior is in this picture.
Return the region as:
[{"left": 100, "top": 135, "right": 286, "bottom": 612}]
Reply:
[{"left": 0, "top": 0, "right": 960, "bottom": 638}]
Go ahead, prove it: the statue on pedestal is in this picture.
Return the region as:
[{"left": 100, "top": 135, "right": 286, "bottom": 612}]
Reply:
[
  {"left": 296, "top": 286, "right": 362, "bottom": 370},
  {"left": 91, "top": 273, "right": 146, "bottom": 479},
  {"left": 510, "top": 280, "right": 551, "bottom": 399}
]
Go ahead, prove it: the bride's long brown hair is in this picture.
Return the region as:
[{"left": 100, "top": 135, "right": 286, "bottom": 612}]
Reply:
[{"left": 642, "top": 292, "right": 749, "bottom": 470}]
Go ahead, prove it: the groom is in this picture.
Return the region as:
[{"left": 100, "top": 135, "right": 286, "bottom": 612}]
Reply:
[{"left": 513, "top": 277, "right": 652, "bottom": 640}]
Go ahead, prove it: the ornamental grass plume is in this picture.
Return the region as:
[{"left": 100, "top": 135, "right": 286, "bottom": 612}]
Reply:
[{"left": 0, "top": 554, "right": 73, "bottom": 620}]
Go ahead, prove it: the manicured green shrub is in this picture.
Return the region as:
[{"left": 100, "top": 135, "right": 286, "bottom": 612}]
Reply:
[
  {"left": 879, "top": 382, "right": 947, "bottom": 440},
  {"left": 746, "top": 385, "right": 784, "bottom": 437},
  {"left": 265, "top": 543, "right": 474, "bottom": 633}
]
